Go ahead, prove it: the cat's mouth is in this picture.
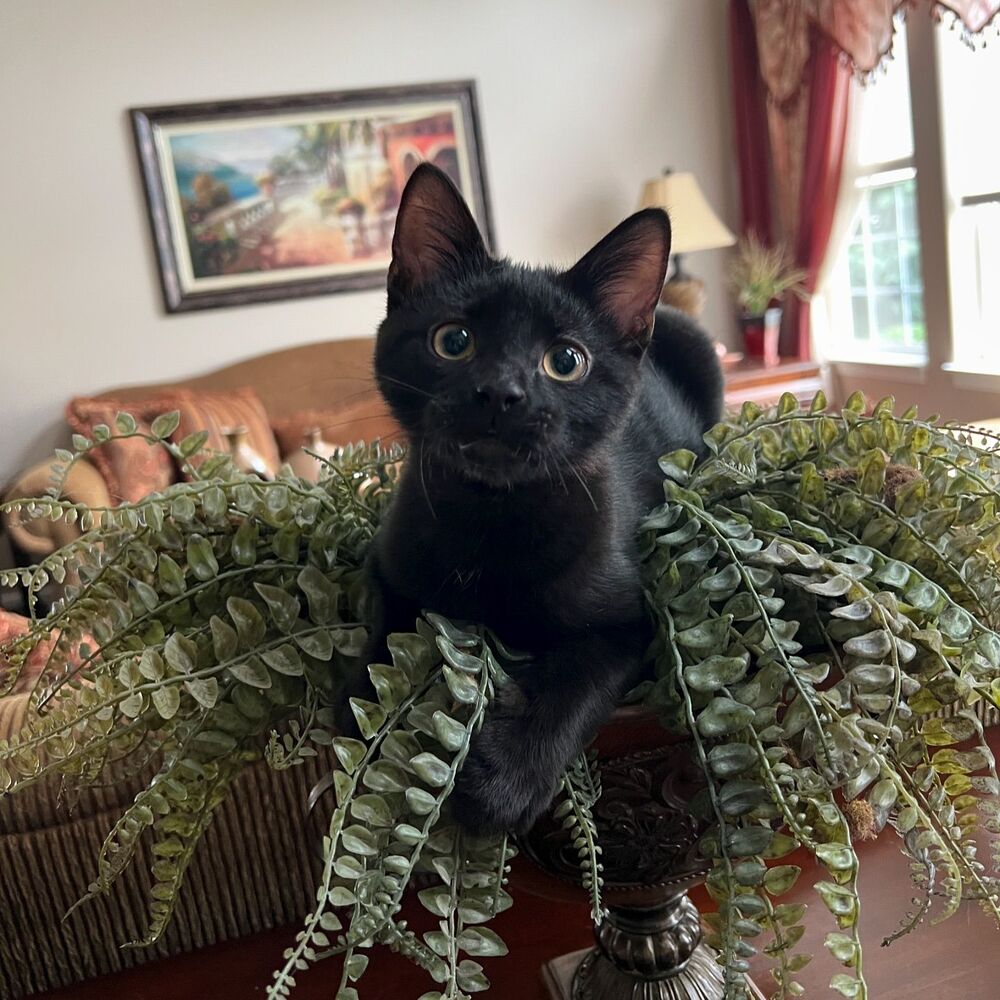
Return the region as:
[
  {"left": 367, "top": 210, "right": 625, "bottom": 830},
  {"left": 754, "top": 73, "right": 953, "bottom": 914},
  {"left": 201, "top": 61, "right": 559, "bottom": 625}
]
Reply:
[
  {"left": 456, "top": 437, "right": 515, "bottom": 462},
  {"left": 445, "top": 434, "right": 545, "bottom": 485}
]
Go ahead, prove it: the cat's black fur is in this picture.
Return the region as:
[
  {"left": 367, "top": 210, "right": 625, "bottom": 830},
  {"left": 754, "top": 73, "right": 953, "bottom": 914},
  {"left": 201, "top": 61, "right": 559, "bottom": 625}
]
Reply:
[{"left": 346, "top": 163, "right": 722, "bottom": 834}]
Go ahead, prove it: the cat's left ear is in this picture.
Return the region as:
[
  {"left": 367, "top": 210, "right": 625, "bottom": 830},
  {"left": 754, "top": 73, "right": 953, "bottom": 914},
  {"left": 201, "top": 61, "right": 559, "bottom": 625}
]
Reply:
[
  {"left": 563, "top": 209, "right": 671, "bottom": 348},
  {"left": 387, "top": 163, "right": 489, "bottom": 305}
]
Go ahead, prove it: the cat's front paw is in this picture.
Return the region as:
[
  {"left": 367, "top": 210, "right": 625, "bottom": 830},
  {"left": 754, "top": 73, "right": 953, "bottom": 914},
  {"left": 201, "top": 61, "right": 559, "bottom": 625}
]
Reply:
[{"left": 451, "top": 686, "right": 559, "bottom": 836}]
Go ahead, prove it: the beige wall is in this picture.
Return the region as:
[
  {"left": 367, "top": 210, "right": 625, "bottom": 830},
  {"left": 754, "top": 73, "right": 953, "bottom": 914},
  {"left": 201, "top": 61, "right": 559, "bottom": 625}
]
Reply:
[{"left": 0, "top": 0, "right": 736, "bottom": 484}]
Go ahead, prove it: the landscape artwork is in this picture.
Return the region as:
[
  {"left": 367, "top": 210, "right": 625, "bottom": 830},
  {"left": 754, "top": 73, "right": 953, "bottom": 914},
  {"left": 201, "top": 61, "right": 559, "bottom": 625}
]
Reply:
[{"left": 132, "top": 82, "right": 493, "bottom": 312}]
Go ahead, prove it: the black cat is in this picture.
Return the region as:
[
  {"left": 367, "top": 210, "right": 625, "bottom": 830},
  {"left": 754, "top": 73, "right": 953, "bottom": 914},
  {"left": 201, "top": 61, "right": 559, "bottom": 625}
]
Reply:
[{"left": 351, "top": 163, "right": 723, "bottom": 835}]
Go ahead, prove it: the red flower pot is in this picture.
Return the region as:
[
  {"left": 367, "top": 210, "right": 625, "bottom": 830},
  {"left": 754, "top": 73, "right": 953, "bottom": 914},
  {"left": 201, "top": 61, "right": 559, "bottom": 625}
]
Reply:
[{"left": 740, "top": 306, "right": 782, "bottom": 367}]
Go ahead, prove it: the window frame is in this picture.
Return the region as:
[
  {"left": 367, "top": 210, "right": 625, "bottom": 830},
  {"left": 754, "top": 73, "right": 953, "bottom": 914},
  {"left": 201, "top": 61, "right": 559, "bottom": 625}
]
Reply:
[
  {"left": 818, "top": 15, "right": 957, "bottom": 372},
  {"left": 825, "top": 163, "right": 927, "bottom": 362},
  {"left": 817, "top": 19, "right": 932, "bottom": 367},
  {"left": 819, "top": 15, "right": 1000, "bottom": 425}
]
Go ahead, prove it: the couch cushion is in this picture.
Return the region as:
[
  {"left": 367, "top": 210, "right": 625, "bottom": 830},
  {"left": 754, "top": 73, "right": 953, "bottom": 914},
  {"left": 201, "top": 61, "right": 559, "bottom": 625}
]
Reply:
[
  {"left": 170, "top": 387, "right": 282, "bottom": 478},
  {"left": 65, "top": 397, "right": 177, "bottom": 505},
  {"left": 272, "top": 399, "right": 402, "bottom": 458}
]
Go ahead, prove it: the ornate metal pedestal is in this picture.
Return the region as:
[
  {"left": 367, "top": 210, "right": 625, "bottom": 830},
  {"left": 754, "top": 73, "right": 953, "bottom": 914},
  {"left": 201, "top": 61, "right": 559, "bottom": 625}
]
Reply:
[{"left": 516, "top": 710, "right": 763, "bottom": 1000}]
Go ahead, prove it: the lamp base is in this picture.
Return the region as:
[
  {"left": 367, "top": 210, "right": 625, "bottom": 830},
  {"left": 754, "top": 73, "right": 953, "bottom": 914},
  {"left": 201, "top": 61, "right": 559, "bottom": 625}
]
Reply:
[{"left": 659, "top": 277, "right": 706, "bottom": 319}]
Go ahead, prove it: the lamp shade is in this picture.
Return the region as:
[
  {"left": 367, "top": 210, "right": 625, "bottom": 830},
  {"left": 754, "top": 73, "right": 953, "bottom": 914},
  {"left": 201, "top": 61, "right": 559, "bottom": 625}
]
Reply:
[{"left": 639, "top": 173, "right": 736, "bottom": 255}]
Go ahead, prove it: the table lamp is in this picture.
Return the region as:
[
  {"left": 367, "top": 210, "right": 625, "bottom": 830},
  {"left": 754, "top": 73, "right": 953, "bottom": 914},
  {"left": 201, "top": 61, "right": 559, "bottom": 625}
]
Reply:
[{"left": 639, "top": 169, "right": 735, "bottom": 318}]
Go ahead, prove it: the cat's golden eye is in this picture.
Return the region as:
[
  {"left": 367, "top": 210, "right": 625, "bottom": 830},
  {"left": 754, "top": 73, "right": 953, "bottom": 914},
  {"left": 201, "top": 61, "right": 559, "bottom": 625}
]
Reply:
[
  {"left": 431, "top": 323, "right": 475, "bottom": 361},
  {"left": 542, "top": 343, "right": 589, "bottom": 382}
]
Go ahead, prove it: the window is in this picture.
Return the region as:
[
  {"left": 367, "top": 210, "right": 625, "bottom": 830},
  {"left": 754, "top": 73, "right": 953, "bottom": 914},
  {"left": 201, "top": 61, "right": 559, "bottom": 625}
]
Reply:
[
  {"left": 820, "top": 18, "right": 1000, "bottom": 375},
  {"left": 938, "top": 25, "right": 1000, "bottom": 370},
  {"left": 823, "top": 24, "right": 928, "bottom": 360},
  {"left": 846, "top": 170, "right": 925, "bottom": 352}
]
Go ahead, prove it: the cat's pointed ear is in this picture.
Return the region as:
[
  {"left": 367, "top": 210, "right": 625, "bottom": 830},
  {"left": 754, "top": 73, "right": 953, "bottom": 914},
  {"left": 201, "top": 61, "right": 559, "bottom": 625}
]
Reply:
[
  {"left": 387, "top": 163, "right": 488, "bottom": 303},
  {"left": 563, "top": 209, "right": 671, "bottom": 347}
]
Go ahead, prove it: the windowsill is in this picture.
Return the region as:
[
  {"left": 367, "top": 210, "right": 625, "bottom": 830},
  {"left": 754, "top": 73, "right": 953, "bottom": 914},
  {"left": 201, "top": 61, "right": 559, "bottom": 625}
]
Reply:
[
  {"left": 942, "top": 361, "right": 1000, "bottom": 377},
  {"left": 942, "top": 362, "right": 1000, "bottom": 392},
  {"left": 818, "top": 352, "right": 928, "bottom": 384},
  {"left": 822, "top": 351, "right": 927, "bottom": 368},
  {"left": 814, "top": 358, "right": 1000, "bottom": 392}
]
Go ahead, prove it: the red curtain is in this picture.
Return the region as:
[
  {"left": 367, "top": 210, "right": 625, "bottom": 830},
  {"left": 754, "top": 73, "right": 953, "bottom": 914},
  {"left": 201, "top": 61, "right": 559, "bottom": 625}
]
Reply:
[
  {"left": 788, "top": 33, "right": 851, "bottom": 358},
  {"left": 729, "top": 3, "right": 851, "bottom": 359},
  {"left": 730, "top": 0, "right": 996, "bottom": 358},
  {"left": 729, "top": 0, "right": 774, "bottom": 245}
]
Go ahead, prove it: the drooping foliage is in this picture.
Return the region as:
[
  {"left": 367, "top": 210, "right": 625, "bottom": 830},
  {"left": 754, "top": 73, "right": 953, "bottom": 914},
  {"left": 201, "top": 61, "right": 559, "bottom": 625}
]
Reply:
[
  {"left": 641, "top": 391, "right": 1000, "bottom": 999},
  {"left": 3, "top": 393, "right": 1000, "bottom": 999}
]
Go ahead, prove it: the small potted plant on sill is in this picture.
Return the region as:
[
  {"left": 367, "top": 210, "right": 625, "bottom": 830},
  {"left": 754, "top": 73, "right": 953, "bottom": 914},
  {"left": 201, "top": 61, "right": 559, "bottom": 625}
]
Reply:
[{"left": 728, "top": 235, "right": 808, "bottom": 367}]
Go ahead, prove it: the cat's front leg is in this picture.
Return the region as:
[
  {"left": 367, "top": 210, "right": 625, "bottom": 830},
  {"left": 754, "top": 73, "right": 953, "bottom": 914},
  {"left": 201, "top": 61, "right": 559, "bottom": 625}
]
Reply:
[{"left": 451, "top": 625, "right": 646, "bottom": 835}]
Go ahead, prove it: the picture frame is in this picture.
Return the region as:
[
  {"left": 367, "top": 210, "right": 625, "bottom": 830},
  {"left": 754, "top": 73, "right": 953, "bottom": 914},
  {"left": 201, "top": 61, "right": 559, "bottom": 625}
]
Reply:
[{"left": 130, "top": 80, "right": 494, "bottom": 313}]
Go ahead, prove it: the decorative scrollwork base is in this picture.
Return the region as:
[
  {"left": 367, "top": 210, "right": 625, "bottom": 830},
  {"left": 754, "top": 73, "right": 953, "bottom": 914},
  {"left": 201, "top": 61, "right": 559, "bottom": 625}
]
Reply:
[
  {"left": 592, "top": 895, "right": 703, "bottom": 981},
  {"left": 521, "top": 745, "right": 708, "bottom": 895},
  {"left": 567, "top": 894, "right": 762, "bottom": 1000},
  {"left": 523, "top": 735, "right": 764, "bottom": 1000},
  {"left": 544, "top": 925, "right": 764, "bottom": 1000},
  {"left": 573, "top": 942, "right": 726, "bottom": 1000}
]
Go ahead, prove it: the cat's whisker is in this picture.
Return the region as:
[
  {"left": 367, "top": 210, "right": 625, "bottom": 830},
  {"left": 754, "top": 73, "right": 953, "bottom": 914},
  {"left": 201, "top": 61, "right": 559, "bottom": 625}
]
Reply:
[
  {"left": 543, "top": 457, "right": 562, "bottom": 496},
  {"left": 567, "top": 460, "right": 599, "bottom": 513},
  {"left": 272, "top": 384, "right": 384, "bottom": 411},
  {"left": 274, "top": 369, "right": 383, "bottom": 397},
  {"left": 295, "top": 410, "right": 397, "bottom": 436},
  {"left": 377, "top": 374, "right": 436, "bottom": 399},
  {"left": 418, "top": 439, "right": 438, "bottom": 521},
  {"left": 551, "top": 453, "right": 571, "bottom": 496},
  {"left": 294, "top": 369, "right": 435, "bottom": 400}
]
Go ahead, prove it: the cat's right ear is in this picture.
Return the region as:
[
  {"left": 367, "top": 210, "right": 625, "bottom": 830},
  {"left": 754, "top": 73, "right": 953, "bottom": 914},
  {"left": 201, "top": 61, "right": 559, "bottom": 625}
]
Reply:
[
  {"left": 387, "top": 163, "right": 488, "bottom": 305},
  {"left": 562, "top": 209, "right": 671, "bottom": 349}
]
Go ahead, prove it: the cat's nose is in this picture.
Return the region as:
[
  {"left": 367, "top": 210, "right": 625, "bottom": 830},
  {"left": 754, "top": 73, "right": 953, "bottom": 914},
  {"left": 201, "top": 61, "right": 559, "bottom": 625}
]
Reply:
[{"left": 475, "top": 381, "right": 525, "bottom": 415}]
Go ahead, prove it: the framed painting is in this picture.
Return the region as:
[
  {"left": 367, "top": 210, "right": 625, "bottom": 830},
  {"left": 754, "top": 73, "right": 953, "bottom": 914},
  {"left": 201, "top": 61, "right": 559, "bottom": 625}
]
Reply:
[{"left": 131, "top": 80, "right": 493, "bottom": 313}]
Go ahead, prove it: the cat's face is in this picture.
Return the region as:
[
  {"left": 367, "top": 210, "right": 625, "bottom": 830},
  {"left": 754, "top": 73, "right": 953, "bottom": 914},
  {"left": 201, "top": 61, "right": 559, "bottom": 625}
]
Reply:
[{"left": 375, "top": 164, "right": 671, "bottom": 487}]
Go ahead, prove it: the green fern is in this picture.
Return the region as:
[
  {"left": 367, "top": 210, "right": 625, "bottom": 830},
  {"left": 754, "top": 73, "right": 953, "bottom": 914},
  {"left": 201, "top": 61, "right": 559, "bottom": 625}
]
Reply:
[{"left": 4, "top": 393, "right": 1000, "bottom": 999}]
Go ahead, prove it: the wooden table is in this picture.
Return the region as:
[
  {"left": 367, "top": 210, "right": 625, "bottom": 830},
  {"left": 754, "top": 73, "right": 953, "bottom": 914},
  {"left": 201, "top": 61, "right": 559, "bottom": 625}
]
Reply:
[
  {"left": 38, "top": 720, "right": 1000, "bottom": 1000},
  {"left": 38, "top": 825, "right": 1000, "bottom": 1000},
  {"left": 36, "top": 857, "right": 596, "bottom": 1000}
]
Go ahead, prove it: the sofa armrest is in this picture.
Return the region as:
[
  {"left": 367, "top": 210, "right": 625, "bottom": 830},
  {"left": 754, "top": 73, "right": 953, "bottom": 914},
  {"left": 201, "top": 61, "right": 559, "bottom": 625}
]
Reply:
[{"left": 2, "top": 457, "right": 110, "bottom": 559}]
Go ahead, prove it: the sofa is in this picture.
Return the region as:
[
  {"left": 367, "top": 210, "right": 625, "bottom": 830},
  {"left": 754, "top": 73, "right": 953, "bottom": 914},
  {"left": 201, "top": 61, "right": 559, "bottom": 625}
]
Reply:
[
  {"left": 0, "top": 337, "right": 407, "bottom": 997},
  {"left": 2, "top": 337, "right": 400, "bottom": 572}
]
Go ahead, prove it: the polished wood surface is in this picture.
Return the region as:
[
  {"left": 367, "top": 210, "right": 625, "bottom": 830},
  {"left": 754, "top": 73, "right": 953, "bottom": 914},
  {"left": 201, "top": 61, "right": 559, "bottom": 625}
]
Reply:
[
  {"left": 724, "top": 356, "right": 825, "bottom": 408},
  {"left": 744, "top": 823, "right": 1000, "bottom": 999},
  {"left": 36, "top": 821, "right": 1000, "bottom": 1000},
  {"left": 741, "top": 725, "right": 1000, "bottom": 998},
  {"left": 36, "top": 725, "right": 1000, "bottom": 999},
  {"left": 36, "top": 857, "right": 594, "bottom": 1000}
]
